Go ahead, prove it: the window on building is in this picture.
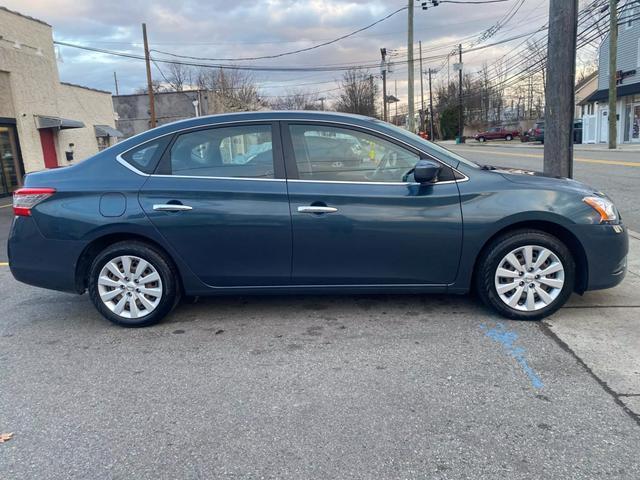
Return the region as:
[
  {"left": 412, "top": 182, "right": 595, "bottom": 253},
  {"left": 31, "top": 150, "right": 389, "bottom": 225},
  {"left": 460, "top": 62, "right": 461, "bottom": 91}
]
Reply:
[
  {"left": 627, "top": 4, "right": 638, "bottom": 29},
  {"left": 169, "top": 125, "right": 274, "bottom": 178}
]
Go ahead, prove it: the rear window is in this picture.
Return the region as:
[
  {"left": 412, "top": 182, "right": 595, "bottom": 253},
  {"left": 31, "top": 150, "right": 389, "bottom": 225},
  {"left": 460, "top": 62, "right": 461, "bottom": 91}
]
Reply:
[{"left": 120, "top": 136, "right": 171, "bottom": 174}]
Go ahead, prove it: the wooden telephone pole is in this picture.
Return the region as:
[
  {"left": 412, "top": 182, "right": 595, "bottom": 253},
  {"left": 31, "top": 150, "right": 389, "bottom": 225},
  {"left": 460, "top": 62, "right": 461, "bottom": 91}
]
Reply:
[
  {"left": 142, "top": 23, "right": 156, "bottom": 129},
  {"left": 543, "top": 0, "right": 578, "bottom": 178}
]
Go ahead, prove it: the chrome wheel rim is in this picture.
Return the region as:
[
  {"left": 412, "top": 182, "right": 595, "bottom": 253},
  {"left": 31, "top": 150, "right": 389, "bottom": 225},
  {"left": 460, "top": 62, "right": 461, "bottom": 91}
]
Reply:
[
  {"left": 494, "top": 245, "right": 565, "bottom": 312},
  {"left": 97, "top": 255, "right": 163, "bottom": 319}
]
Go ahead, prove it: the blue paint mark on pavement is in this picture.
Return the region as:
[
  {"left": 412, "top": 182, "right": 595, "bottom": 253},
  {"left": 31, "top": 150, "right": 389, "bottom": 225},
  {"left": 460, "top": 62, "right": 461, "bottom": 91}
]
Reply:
[{"left": 480, "top": 322, "right": 544, "bottom": 390}]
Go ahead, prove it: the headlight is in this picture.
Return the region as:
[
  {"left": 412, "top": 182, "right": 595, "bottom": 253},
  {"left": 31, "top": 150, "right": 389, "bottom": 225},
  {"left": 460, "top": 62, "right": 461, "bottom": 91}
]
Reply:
[{"left": 583, "top": 196, "right": 618, "bottom": 223}]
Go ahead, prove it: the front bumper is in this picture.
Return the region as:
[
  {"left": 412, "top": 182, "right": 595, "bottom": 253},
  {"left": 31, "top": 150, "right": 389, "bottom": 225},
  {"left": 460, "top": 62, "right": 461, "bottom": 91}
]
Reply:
[{"left": 574, "top": 223, "right": 628, "bottom": 291}]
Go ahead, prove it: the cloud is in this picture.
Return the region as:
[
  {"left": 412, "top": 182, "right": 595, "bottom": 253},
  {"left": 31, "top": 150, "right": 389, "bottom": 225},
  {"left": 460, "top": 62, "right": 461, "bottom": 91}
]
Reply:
[{"left": 3, "top": 0, "right": 552, "bottom": 103}]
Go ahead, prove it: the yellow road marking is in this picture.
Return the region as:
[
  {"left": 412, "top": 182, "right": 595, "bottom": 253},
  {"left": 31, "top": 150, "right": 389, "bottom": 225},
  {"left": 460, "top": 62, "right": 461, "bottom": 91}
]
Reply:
[
  {"left": 0, "top": 262, "right": 8, "bottom": 266},
  {"left": 453, "top": 148, "right": 640, "bottom": 167}
]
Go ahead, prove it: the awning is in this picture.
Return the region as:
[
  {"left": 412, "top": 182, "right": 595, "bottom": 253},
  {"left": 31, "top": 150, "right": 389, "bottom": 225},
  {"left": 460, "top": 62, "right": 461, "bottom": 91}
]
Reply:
[
  {"left": 582, "top": 82, "right": 640, "bottom": 104},
  {"left": 35, "top": 115, "right": 85, "bottom": 130},
  {"left": 94, "top": 125, "right": 123, "bottom": 138}
]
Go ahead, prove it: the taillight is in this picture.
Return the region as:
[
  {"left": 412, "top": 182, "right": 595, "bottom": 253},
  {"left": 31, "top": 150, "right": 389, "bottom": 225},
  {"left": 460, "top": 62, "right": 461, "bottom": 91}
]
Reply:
[{"left": 12, "top": 188, "right": 56, "bottom": 216}]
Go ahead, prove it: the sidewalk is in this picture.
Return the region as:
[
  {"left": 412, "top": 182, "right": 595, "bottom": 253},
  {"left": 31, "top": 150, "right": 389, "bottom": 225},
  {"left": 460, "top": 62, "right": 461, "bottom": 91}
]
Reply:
[
  {"left": 440, "top": 139, "right": 640, "bottom": 152},
  {"left": 546, "top": 229, "right": 640, "bottom": 418}
]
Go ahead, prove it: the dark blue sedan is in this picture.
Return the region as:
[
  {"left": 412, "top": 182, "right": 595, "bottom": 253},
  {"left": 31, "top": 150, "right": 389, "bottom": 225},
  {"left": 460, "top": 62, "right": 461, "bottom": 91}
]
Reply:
[{"left": 8, "top": 112, "right": 628, "bottom": 327}]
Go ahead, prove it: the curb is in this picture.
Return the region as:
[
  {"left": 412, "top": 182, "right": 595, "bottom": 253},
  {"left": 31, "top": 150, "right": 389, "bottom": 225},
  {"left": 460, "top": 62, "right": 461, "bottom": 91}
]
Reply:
[{"left": 439, "top": 141, "right": 640, "bottom": 153}]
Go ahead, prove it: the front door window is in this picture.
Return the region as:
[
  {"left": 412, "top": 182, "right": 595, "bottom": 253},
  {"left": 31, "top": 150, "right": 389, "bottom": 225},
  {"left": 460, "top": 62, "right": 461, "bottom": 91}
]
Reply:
[
  {"left": 288, "top": 124, "right": 419, "bottom": 183},
  {"left": 0, "top": 125, "right": 24, "bottom": 195}
]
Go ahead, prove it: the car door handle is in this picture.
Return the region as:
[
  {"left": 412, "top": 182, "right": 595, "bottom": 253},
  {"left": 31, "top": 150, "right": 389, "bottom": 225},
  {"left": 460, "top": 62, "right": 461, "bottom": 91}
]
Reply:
[
  {"left": 153, "top": 204, "right": 193, "bottom": 212},
  {"left": 297, "top": 206, "right": 338, "bottom": 214}
]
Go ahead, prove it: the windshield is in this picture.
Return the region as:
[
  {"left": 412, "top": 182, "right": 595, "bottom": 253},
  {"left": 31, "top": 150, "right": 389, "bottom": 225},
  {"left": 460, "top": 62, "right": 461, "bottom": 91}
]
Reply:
[{"left": 374, "top": 120, "right": 481, "bottom": 169}]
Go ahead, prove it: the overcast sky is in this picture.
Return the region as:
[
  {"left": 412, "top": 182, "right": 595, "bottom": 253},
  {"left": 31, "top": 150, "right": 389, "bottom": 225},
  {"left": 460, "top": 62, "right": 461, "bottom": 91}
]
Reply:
[{"left": 5, "top": 0, "right": 580, "bottom": 104}]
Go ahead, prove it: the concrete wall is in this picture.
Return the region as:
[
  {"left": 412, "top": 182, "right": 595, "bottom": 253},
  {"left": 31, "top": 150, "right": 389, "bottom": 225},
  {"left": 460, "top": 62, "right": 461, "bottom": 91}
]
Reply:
[
  {"left": 57, "top": 84, "right": 118, "bottom": 165},
  {"left": 114, "top": 90, "right": 210, "bottom": 138},
  {"left": 0, "top": 7, "right": 117, "bottom": 173},
  {"left": 0, "top": 72, "right": 16, "bottom": 118}
]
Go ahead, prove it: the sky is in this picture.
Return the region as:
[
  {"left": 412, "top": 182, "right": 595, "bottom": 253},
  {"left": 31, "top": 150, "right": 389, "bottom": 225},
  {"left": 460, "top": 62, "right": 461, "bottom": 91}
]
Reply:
[{"left": 4, "top": 0, "right": 597, "bottom": 106}]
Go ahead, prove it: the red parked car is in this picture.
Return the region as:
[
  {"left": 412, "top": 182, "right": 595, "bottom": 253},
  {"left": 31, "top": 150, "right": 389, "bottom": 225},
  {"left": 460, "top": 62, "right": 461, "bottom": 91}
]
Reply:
[{"left": 474, "top": 127, "right": 519, "bottom": 142}]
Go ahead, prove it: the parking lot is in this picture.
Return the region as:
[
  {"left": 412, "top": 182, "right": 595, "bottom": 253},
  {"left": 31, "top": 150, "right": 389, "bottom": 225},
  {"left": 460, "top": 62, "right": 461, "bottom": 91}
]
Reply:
[{"left": 1, "top": 195, "right": 640, "bottom": 478}]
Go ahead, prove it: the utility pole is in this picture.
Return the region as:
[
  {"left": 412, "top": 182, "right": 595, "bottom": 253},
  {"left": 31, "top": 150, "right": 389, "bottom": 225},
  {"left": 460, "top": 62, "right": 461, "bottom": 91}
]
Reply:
[
  {"left": 458, "top": 44, "right": 463, "bottom": 142},
  {"left": 407, "top": 0, "right": 415, "bottom": 133},
  {"left": 395, "top": 80, "right": 398, "bottom": 122},
  {"left": 428, "top": 68, "right": 435, "bottom": 141},
  {"left": 319, "top": 97, "right": 326, "bottom": 111},
  {"left": 142, "top": 23, "right": 156, "bottom": 129},
  {"left": 419, "top": 41, "right": 425, "bottom": 133},
  {"left": 543, "top": 0, "right": 578, "bottom": 178},
  {"left": 381, "top": 48, "right": 388, "bottom": 122},
  {"left": 113, "top": 71, "right": 119, "bottom": 96},
  {"left": 608, "top": 0, "right": 618, "bottom": 149}
]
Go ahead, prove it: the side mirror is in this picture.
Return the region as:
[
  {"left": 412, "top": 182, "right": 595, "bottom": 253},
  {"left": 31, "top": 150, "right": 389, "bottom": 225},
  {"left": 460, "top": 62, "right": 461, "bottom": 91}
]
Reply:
[{"left": 413, "top": 159, "right": 441, "bottom": 183}]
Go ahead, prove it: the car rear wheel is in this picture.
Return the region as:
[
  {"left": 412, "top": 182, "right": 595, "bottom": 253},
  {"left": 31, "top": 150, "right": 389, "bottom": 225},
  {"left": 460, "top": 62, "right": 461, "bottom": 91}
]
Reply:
[
  {"left": 478, "top": 136, "right": 486, "bottom": 143},
  {"left": 505, "top": 134, "right": 513, "bottom": 141},
  {"left": 88, "top": 241, "right": 179, "bottom": 327},
  {"left": 475, "top": 230, "right": 575, "bottom": 320}
]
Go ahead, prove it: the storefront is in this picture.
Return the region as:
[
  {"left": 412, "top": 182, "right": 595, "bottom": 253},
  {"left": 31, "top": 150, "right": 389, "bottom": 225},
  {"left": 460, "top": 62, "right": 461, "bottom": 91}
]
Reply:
[{"left": 0, "top": 119, "right": 24, "bottom": 196}]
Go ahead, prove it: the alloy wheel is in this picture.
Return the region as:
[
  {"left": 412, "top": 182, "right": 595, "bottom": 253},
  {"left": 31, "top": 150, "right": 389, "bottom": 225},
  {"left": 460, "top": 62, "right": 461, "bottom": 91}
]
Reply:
[
  {"left": 494, "top": 245, "right": 565, "bottom": 312},
  {"left": 97, "top": 255, "right": 163, "bottom": 319}
]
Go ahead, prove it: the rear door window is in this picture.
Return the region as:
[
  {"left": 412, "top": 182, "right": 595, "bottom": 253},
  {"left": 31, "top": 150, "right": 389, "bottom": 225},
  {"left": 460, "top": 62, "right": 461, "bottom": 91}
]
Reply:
[{"left": 168, "top": 125, "right": 274, "bottom": 178}]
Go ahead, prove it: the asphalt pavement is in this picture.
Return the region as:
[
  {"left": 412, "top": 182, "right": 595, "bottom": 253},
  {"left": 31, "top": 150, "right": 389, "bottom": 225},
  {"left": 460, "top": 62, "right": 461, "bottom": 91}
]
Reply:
[
  {"left": 446, "top": 142, "right": 640, "bottom": 231},
  {"left": 1, "top": 197, "right": 640, "bottom": 478}
]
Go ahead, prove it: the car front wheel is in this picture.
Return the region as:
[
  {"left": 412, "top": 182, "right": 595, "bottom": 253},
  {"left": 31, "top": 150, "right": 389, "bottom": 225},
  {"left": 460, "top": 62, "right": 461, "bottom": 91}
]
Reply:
[
  {"left": 476, "top": 230, "right": 575, "bottom": 320},
  {"left": 505, "top": 134, "right": 513, "bottom": 141},
  {"left": 88, "top": 241, "right": 179, "bottom": 327}
]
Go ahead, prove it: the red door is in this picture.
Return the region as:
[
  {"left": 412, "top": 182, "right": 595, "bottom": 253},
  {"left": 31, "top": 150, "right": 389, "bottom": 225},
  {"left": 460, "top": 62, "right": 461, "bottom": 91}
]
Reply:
[{"left": 39, "top": 129, "right": 58, "bottom": 169}]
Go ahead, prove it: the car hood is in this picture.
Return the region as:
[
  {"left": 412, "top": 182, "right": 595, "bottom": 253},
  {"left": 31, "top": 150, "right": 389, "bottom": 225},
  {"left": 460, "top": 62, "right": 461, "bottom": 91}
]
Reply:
[{"left": 493, "top": 166, "right": 603, "bottom": 196}]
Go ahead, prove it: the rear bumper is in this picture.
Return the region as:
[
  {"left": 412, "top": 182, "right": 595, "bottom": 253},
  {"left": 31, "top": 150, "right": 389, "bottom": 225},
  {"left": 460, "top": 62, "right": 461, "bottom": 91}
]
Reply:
[
  {"left": 574, "top": 223, "right": 628, "bottom": 291},
  {"left": 8, "top": 216, "right": 85, "bottom": 294}
]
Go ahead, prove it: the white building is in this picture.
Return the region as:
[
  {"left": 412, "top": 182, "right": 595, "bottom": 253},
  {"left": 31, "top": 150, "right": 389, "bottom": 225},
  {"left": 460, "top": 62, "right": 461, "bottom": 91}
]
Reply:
[
  {"left": 581, "top": 2, "right": 640, "bottom": 144},
  {"left": 0, "top": 6, "right": 121, "bottom": 197}
]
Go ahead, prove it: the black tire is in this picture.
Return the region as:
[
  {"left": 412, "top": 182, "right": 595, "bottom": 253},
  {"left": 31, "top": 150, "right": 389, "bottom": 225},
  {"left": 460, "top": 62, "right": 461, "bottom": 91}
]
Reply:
[
  {"left": 478, "top": 136, "right": 486, "bottom": 143},
  {"left": 88, "top": 241, "right": 180, "bottom": 327},
  {"left": 475, "top": 230, "right": 575, "bottom": 320},
  {"left": 505, "top": 134, "right": 513, "bottom": 141}
]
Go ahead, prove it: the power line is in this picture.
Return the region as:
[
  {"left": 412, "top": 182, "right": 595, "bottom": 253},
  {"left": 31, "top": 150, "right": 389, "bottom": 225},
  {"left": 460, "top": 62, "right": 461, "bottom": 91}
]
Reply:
[{"left": 150, "top": 6, "right": 408, "bottom": 62}]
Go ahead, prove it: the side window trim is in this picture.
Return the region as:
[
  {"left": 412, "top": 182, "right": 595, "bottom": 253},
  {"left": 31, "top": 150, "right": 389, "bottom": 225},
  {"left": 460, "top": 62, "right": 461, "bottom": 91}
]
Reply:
[
  {"left": 155, "top": 121, "right": 285, "bottom": 179},
  {"left": 280, "top": 120, "right": 455, "bottom": 184}
]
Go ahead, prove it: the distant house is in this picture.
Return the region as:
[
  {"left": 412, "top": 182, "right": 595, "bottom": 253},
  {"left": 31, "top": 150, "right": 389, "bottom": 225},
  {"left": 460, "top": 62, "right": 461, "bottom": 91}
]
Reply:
[
  {"left": 575, "top": 70, "right": 598, "bottom": 118},
  {"left": 580, "top": 3, "right": 640, "bottom": 144}
]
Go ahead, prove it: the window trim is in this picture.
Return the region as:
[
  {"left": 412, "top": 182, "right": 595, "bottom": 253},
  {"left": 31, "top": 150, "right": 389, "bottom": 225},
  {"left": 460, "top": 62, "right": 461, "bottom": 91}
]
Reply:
[
  {"left": 154, "top": 121, "right": 285, "bottom": 180},
  {"left": 115, "top": 118, "right": 468, "bottom": 184},
  {"left": 280, "top": 120, "right": 465, "bottom": 185}
]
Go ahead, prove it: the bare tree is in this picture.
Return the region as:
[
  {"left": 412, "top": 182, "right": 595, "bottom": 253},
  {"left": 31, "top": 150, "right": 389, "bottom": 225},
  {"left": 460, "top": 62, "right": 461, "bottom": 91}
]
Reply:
[
  {"left": 335, "top": 70, "right": 378, "bottom": 117},
  {"left": 134, "top": 80, "right": 166, "bottom": 94},
  {"left": 166, "top": 63, "right": 193, "bottom": 92},
  {"left": 196, "top": 68, "right": 263, "bottom": 112},
  {"left": 270, "top": 90, "right": 321, "bottom": 110}
]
